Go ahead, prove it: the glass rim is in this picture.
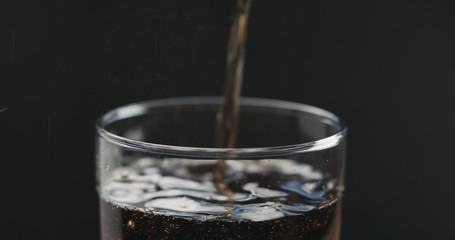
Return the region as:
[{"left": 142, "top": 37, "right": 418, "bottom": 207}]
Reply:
[{"left": 96, "top": 96, "right": 347, "bottom": 158}]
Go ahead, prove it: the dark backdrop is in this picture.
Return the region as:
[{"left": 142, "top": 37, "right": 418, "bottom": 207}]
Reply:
[{"left": 3, "top": 0, "right": 455, "bottom": 239}]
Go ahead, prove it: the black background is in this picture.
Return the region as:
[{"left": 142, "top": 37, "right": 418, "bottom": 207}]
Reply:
[{"left": 3, "top": 0, "right": 455, "bottom": 239}]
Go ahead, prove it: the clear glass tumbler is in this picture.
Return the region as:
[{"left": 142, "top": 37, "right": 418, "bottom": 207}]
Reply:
[{"left": 96, "top": 97, "right": 346, "bottom": 240}]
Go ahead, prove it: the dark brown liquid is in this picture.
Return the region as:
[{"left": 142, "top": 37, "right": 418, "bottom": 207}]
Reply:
[
  {"left": 100, "top": 198, "right": 340, "bottom": 240},
  {"left": 214, "top": 0, "right": 252, "bottom": 199},
  {"left": 100, "top": 158, "right": 342, "bottom": 239}
]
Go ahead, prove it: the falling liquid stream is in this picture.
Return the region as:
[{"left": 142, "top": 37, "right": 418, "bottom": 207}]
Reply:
[{"left": 214, "top": 0, "right": 253, "bottom": 199}]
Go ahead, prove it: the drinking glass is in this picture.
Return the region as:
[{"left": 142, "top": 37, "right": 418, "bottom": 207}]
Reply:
[{"left": 96, "top": 96, "right": 346, "bottom": 240}]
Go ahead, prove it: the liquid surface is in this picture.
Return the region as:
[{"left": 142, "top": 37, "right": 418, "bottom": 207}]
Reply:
[{"left": 102, "top": 158, "right": 339, "bottom": 222}]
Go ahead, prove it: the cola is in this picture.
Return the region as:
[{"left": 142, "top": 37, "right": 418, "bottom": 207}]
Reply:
[
  {"left": 99, "top": 158, "right": 341, "bottom": 240},
  {"left": 100, "top": 198, "right": 339, "bottom": 240}
]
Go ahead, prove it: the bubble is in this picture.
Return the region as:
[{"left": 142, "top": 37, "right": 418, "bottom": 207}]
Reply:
[
  {"left": 158, "top": 176, "right": 216, "bottom": 192},
  {"left": 275, "top": 204, "right": 314, "bottom": 215},
  {"left": 111, "top": 167, "right": 134, "bottom": 182},
  {"left": 143, "top": 189, "right": 230, "bottom": 202},
  {"left": 233, "top": 203, "right": 285, "bottom": 222},
  {"left": 243, "top": 182, "right": 287, "bottom": 198},
  {"left": 268, "top": 160, "right": 323, "bottom": 180},
  {"left": 280, "top": 180, "right": 328, "bottom": 200},
  {"left": 145, "top": 197, "right": 227, "bottom": 214},
  {"left": 135, "top": 158, "right": 156, "bottom": 168},
  {"left": 104, "top": 182, "right": 156, "bottom": 204}
]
